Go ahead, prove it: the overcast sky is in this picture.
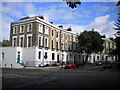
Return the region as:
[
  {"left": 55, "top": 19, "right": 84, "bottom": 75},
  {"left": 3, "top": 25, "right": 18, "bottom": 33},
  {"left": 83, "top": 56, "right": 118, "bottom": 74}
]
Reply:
[{"left": 1, "top": 0, "right": 118, "bottom": 40}]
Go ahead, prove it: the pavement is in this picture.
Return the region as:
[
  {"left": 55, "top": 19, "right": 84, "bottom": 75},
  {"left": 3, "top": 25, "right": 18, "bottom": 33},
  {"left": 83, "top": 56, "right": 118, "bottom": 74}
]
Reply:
[{"left": 1, "top": 63, "right": 120, "bottom": 71}]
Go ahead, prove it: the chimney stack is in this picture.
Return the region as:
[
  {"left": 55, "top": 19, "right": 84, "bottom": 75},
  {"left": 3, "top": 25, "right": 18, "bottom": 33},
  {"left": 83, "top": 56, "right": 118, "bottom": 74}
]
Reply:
[
  {"left": 66, "top": 27, "right": 72, "bottom": 31},
  {"left": 50, "top": 22, "right": 54, "bottom": 24},
  {"left": 58, "top": 25, "right": 63, "bottom": 29}
]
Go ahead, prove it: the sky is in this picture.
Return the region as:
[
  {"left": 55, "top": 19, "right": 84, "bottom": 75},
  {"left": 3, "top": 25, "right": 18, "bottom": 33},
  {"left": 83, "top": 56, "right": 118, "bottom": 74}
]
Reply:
[{"left": 0, "top": 0, "right": 118, "bottom": 40}]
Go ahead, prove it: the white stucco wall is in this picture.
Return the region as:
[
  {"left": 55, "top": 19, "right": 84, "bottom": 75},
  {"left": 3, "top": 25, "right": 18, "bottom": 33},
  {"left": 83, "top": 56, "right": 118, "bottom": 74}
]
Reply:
[
  {"left": 0, "top": 47, "right": 23, "bottom": 68},
  {"left": 88, "top": 53, "right": 116, "bottom": 64},
  {"left": 0, "top": 48, "right": 2, "bottom": 67},
  {"left": 22, "top": 47, "right": 36, "bottom": 66}
]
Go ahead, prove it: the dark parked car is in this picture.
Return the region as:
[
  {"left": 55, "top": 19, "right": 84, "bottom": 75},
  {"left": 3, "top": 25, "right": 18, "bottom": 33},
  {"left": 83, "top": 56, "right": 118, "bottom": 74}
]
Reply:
[
  {"left": 102, "top": 61, "right": 112, "bottom": 69},
  {"left": 95, "top": 61, "right": 103, "bottom": 66},
  {"left": 64, "top": 62, "right": 76, "bottom": 69}
]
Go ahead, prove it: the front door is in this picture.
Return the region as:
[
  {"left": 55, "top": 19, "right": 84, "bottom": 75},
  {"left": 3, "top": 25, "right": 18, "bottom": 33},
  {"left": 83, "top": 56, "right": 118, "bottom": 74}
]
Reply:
[{"left": 17, "top": 52, "right": 20, "bottom": 63}]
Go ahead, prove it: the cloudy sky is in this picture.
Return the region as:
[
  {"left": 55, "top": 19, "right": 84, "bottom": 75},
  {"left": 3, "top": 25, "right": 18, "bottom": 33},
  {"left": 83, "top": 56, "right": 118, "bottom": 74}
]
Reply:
[{"left": 1, "top": 0, "right": 118, "bottom": 40}]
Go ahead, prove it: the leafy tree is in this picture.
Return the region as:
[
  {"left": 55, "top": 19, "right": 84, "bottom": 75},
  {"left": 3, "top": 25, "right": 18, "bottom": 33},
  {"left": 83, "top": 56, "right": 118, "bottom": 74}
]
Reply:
[
  {"left": 108, "top": 2, "right": 120, "bottom": 71},
  {"left": 113, "top": 2, "right": 120, "bottom": 63},
  {"left": 0, "top": 41, "right": 2, "bottom": 47},
  {"left": 63, "top": 0, "right": 81, "bottom": 9},
  {"left": 77, "top": 30, "right": 104, "bottom": 64},
  {"left": 1, "top": 40, "right": 11, "bottom": 47},
  {"left": 116, "top": 0, "right": 120, "bottom": 6},
  {"left": 115, "top": 37, "right": 120, "bottom": 61},
  {"left": 114, "top": 13, "right": 120, "bottom": 36}
]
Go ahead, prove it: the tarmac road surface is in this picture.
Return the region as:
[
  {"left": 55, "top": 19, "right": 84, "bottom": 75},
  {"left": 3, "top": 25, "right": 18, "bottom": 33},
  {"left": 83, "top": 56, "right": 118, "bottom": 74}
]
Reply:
[{"left": 2, "top": 64, "right": 120, "bottom": 88}]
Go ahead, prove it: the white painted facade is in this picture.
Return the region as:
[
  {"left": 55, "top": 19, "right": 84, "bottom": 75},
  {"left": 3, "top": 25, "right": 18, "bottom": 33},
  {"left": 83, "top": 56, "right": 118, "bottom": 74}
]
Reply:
[
  {"left": 88, "top": 53, "right": 116, "bottom": 63},
  {"left": 0, "top": 47, "right": 23, "bottom": 68},
  {"left": 0, "top": 47, "right": 82, "bottom": 68},
  {"left": 0, "top": 44, "right": 116, "bottom": 68}
]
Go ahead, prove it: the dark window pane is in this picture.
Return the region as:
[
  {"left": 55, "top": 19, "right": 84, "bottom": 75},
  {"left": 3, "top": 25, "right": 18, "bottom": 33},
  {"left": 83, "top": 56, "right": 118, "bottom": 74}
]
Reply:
[
  {"left": 52, "top": 53, "right": 54, "bottom": 60},
  {"left": 38, "top": 51, "right": 41, "bottom": 59}
]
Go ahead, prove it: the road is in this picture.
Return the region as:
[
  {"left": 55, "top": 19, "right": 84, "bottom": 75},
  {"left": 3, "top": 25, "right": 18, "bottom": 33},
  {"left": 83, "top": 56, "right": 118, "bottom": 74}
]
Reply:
[{"left": 2, "top": 64, "right": 120, "bottom": 89}]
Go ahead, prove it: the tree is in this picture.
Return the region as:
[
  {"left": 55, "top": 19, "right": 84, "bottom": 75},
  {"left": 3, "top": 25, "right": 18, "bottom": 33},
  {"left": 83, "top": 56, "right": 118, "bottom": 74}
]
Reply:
[
  {"left": 63, "top": 0, "right": 81, "bottom": 9},
  {"left": 114, "top": 13, "right": 120, "bottom": 37},
  {"left": 77, "top": 30, "right": 104, "bottom": 64},
  {"left": 0, "top": 41, "right": 2, "bottom": 47},
  {"left": 115, "top": 37, "right": 120, "bottom": 61},
  {"left": 108, "top": 1, "right": 120, "bottom": 70},
  {"left": 116, "top": 0, "right": 120, "bottom": 6},
  {"left": 113, "top": 2, "right": 120, "bottom": 63},
  {"left": 1, "top": 40, "right": 11, "bottom": 47}
]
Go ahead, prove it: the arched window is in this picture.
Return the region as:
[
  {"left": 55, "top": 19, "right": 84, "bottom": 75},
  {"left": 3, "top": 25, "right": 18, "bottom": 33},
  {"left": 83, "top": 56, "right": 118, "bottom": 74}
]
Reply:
[
  {"left": 2, "top": 52, "right": 4, "bottom": 60},
  {"left": 62, "top": 54, "right": 64, "bottom": 60},
  {"left": 52, "top": 53, "right": 54, "bottom": 60},
  {"left": 38, "top": 51, "right": 41, "bottom": 59}
]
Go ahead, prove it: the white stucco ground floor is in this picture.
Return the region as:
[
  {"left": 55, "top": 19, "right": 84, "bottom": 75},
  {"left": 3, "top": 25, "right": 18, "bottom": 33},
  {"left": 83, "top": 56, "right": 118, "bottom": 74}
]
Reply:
[
  {"left": 87, "top": 53, "right": 117, "bottom": 64},
  {"left": 0, "top": 47, "right": 117, "bottom": 68}
]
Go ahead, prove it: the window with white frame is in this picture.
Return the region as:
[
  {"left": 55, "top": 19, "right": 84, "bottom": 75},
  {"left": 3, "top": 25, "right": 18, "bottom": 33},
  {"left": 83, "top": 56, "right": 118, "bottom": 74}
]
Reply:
[
  {"left": 52, "top": 53, "right": 55, "bottom": 60},
  {"left": 39, "top": 24, "right": 43, "bottom": 33},
  {"left": 89, "top": 56, "right": 91, "bottom": 61},
  {"left": 62, "top": 54, "right": 64, "bottom": 60},
  {"left": 110, "top": 42, "right": 112, "bottom": 48},
  {"left": 112, "top": 42, "right": 115, "bottom": 49},
  {"left": 27, "top": 35, "right": 32, "bottom": 47},
  {"left": 38, "top": 36, "right": 42, "bottom": 47},
  {"left": 19, "top": 36, "right": 24, "bottom": 47},
  {"left": 13, "top": 26, "right": 17, "bottom": 34},
  {"left": 61, "top": 43, "right": 64, "bottom": 50},
  {"left": 38, "top": 51, "right": 41, "bottom": 59},
  {"left": 68, "top": 44, "right": 71, "bottom": 50},
  {"left": 12, "top": 38, "right": 17, "bottom": 47},
  {"left": 73, "top": 43, "right": 76, "bottom": 50},
  {"left": 56, "top": 41, "right": 58, "bottom": 50},
  {"left": 56, "top": 32, "right": 58, "bottom": 38},
  {"left": 106, "top": 41, "right": 108, "bottom": 47},
  {"left": 73, "top": 36, "right": 76, "bottom": 42},
  {"left": 97, "top": 56, "right": 99, "bottom": 60},
  {"left": 52, "top": 30, "right": 54, "bottom": 36},
  {"left": 52, "top": 40, "right": 54, "bottom": 49},
  {"left": 68, "top": 35, "right": 70, "bottom": 41},
  {"left": 45, "top": 38, "right": 48, "bottom": 47},
  {"left": 20, "top": 25, "right": 25, "bottom": 33},
  {"left": 28, "top": 36, "right": 32, "bottom": 47},
  {"left": 2, "top": 52, "right": 4, "bottom": 60},
  {"left": 70, "top": 35, "right": 72, "bottom": 41},
  {"left": 65, "top": 44, "right": 68, "bottom": 50},
  {"left": 65, "top": 34, "right": 67, "bottom": 40},
  {"left": 45, "top": 26, "right": 49, "bottom": 35},
  {"left": 27, "top": 24, "right": 32, "bottom": 32}
]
